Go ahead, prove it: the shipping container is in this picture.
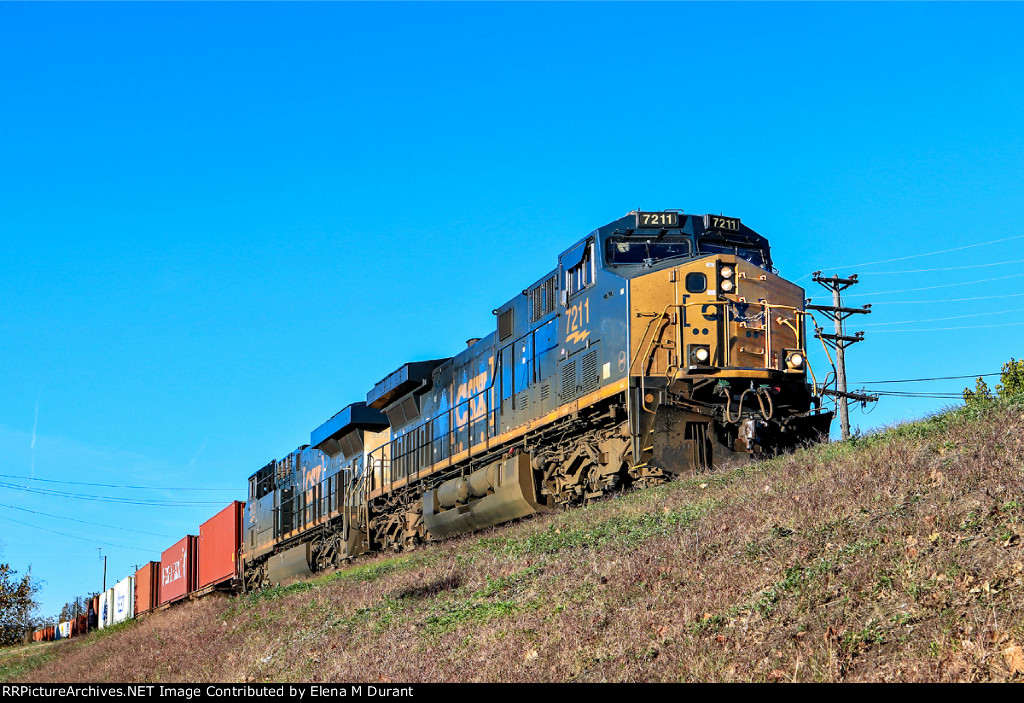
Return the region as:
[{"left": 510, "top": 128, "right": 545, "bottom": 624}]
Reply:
[
  {"left": 160, "top": 535, "right": 197, "bottom": 605},
  {"left": 88, "top": 595, "right": 99, "bottom": 631},
  {"left": 113, "top": 575, "right": 134, "bottom": 623},
  {"left": 99, "top": 588, "right": 115, "bottom": 628},
  {"left": 72, "top": 613, "right": 87, "bottom": 637},
  {"left": 106, "top": 588, "right": 116, "bottom": 625},
  {"left": 98, "top": 591, "right": 108, "bottom": 630},
  {"left": 134, "top": 561, "right": 160, "bottom": 615},
  {"left": 198, "top": 501, "right": 243, "bottom": 591}
]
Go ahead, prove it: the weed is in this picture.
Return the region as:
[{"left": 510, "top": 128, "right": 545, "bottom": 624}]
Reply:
[
  {"left": 422, "top": 599, "right": 520, "bottom": 635},
  {"left": 0, "top": 646, "right": 56, "bottom": 683},
  {"left": 487, "top": 500, "right": 716, "bottom": 557}
]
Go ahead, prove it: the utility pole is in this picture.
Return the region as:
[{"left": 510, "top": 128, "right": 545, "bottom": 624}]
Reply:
[
  {"left": 807, "top": 272, "right": 877, "bottom": 440},
  {"left": 97, "top": 549, "right": 107, "bottom": 592}
]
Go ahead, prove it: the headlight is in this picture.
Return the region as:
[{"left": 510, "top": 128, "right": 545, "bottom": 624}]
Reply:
[
  {"left": 787, "top": 352, "right": 804, "bottom": 369},
  {"left": 689, "top": 345, "right": 711, "bottom": 365},
  {"left": 720, "top": 266, "right": 734, "bottom": 279},
  {"left": 720, "top": 279, "right": 734, "bottom": 292}
]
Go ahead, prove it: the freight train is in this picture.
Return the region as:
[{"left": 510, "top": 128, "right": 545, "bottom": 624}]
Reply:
[{"left": 33, "top": 210, "right": 832, "bottom": 637}]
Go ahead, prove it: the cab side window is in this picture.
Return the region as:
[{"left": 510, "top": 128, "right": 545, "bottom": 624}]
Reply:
[{"left": 565, "top": 240, "right": 595, "bottom": 298}]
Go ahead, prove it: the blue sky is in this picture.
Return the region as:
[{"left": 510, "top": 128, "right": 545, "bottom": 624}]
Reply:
[{"left": 1, "top": 2, "right": 1022, "bottom": 620}]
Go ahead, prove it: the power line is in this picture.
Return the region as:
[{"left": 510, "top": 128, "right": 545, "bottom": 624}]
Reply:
[
  {"left": 0, "top": 514, "right": 157, "bottom": 553},
  {"left": 809, "top": 272, "right": 1024, "bottom": 300},
  {"left": 0, "top": 481, "right": 225, "bottom": 506},
  {"left": 855, "top": 372, "right": 1001, "bottom": 384},
  {"left": 866, "top": 391, "right": 968, "bottom": 399},
  {"left": 0, "top": 502, "right": 176, "bottom": 538},
  {"left": 869, "top": 321, "right": 1024, "bottom": 333},
  {"left": 797, "top": 232, "right": 1024, "bottom": 280},
  {"left": 864, "top": 392, "right": 966, "bottom": 399},
  {"left": 858, "top": 258, "right": 1024, "bottom": 275},
  {"left": 860, "top": 309, "right": 1023, "bottom": 327},
  {"left": 868, "top": 292, "right": 1024, "bottom": 305},
  {"left": 0, "top": 473, "right": 237, "bottom": 492}
]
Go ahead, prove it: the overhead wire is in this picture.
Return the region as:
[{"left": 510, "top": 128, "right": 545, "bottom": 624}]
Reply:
[
  {"left": 0, "top": 502, "right": 176, "bottom": 538},
  {"left": 846, "top": 370, "right": 1005, "bottom": 402},
  {"left": 866, "top": 292, "right": 1024, "bottom": 305},
  {"left": 868, "top": 321, "right": 1024, "bottom": 332},
  {"left": 808, "top": 272, "right": 1024, "bottom": 300},
  {"left": 795, "top": 232, "right": 1024, "bottom": 281},
  {"left": 866, "top": 390, "right": 968, "bottom": 398},
  {"left": 0, "top": 481, "right": 226, "bottom": 506},
  {"left": 0, "top": 514, "right": 158, "bottom": 553},
  {"left": 858, "top": 258, "right": 1024, "bottom": 275},
  {"left": 855, "top": 372, "right": 1001, "bottom": 384},
  {"left": 0, "top": 473, "right": 237, "bottom": 492},
  {"left": 860, "top": 309, "right": 1022, "bottom": 326}
]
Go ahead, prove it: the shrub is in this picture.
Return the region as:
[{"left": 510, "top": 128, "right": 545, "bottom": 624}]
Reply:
[{"left": 963, "top": 357, "right": 1024, "bottom": 407}]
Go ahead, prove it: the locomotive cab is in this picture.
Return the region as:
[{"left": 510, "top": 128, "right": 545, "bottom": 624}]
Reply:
[{"left": 609, "top": 212, "right": 832, "bottom": 474}]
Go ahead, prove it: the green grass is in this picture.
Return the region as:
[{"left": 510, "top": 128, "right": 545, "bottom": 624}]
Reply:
[
  {"left": 479, "top": 500, "right": 717, "bottom": 558},
  {"left": 11, "top": 399, "right": 1024, "bottom": 683},
  {"left": 0, "top": 644, "right": 57, "bottom": 683}
]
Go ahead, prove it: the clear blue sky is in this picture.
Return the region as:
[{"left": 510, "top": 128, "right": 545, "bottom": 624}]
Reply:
[{"left": 2, "top": 2, "right": 1022, "bottom": 620}]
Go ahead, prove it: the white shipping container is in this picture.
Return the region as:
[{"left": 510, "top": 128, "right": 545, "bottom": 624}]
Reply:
[
  {"left": 98, "top": 592, "right": 108, "bottom": 630},
  {"left": 99, "top": 588, "right": 115, "bottom": 628},
  {"left": 59, "top": 621, "right": 70, "bottom": 638},
  {"left": 113, "top": 576, "right": 134, "bottom": 624}
]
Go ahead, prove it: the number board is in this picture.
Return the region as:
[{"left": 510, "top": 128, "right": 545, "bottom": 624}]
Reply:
[
  {"left": 636, "top": 211, "right": 679, "bottom": 228},
  {"left": 704, "top": 214, "right": 741, "bottom": 232}
]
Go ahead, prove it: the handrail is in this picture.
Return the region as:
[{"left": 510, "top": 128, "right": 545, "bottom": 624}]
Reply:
[{"left": 630, "top": 300, "right": 814, "bottom": 415}]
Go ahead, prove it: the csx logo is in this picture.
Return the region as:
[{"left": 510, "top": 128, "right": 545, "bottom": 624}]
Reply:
[
  {"left": 302, "top": 462, "right": 325, "bottom": 492},
  {"left": 454, "top": 358, "right": 493, "bottom": 426}
]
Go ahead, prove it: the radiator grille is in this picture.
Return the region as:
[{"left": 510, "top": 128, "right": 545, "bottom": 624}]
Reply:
[
  {"left": 529, "top": 275, "right": 558, "bottom": 323},
  {"left": 560, "top": 361, "right": 577, "bottom": 402}
]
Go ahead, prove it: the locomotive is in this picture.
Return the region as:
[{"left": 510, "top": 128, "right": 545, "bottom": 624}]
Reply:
[{"left": 239, "top": 210, "right": 833, "bottom": 589}]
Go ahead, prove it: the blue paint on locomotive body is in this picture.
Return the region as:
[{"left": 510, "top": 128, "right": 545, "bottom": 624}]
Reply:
[
  {"left": 372, "top": 212, "right": 772, "bottom": 481},
  {"left": 244, "top": 211, "right": 785, "bottom": 570}
]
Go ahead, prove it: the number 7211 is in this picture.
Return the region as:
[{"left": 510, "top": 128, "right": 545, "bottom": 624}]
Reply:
[{"left": 567, "top": 298, "right": 589, "bottom": 334}]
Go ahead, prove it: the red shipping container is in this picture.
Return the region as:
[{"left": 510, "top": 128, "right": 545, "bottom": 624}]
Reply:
[
  {"left": 72, "top": 613, "right": 87, "bottom": 637},
  {"left": 198, "top": 501, "right": 243, "bottom": 590},
  {"left": 134, "top": 561, "right": 161, "bottom": 615},
  {"left": 160, "top": 535, "right": 197, "bottom": 605}
]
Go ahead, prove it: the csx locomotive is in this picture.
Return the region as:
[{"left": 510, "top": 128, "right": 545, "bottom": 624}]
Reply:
[{"left": 240, "top": 210, "right": 832, "bottom": 588}]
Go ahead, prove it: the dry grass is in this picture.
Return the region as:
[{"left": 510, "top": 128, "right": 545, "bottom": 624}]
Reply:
[{"left": 8, "top": 400, "right": 1024, "bottom": 682}]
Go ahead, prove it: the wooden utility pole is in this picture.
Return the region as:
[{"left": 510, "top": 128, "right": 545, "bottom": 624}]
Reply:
[
  {"left": 97, "top": 549, "right": 107, "bottom": 592},
  {"left": 807, "top": 272, "right": 877, "bottom": 440}
]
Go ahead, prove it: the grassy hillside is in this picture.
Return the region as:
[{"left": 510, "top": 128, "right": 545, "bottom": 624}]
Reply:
[{"left": 4, "top": 400, "right": 1023, "bottom": 682}]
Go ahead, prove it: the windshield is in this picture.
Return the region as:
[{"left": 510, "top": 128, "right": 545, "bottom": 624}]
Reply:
[
  {"left": 605, "top": 236, "right": 692, "bottom": 266},
  {"left": 698, "top": 239, "right": 768, "bottom": 268}
]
